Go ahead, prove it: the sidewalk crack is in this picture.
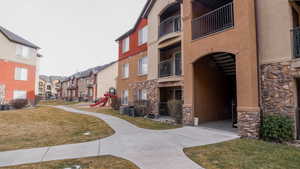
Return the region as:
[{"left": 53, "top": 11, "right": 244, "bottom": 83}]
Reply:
[{"left": 41, "top": 147, "right": 50, "bottom": 162}]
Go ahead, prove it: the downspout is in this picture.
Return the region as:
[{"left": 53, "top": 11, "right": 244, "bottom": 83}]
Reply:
[{"left": 253, "top": 0, "right": 263, "bottom": 122}]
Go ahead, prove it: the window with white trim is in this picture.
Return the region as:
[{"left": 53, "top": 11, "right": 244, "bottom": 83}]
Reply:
[
  {"left": 15, "top": 68, "right": 28, "bottom": 81},
  {"left": 138, "top": 56, "right": 148, "bottom": 75},
  {"left": 122, "top": 37, "right": 130, "bottom": 53},
  {"left": 138, "top": 26, "right": 148, "bottom": 45},
  {"left": 16, "top": 44, "right": 33, "bottom": 58},
  {"left": 13, "top": 90, "right": 27, "bottom": 99},
  {"left": 122, "top": 90, "right": 129, "bottom": 105},
  {"left": 137, "top": 89, "right": 147, "bottom": 101},
  {"left": 122, "top": 63, "right": 129, "bottom": 78}
]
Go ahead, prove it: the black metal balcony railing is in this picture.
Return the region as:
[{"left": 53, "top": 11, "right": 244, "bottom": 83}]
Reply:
[
  {"left": 159, "top": 15, "right": 181, "bottom": 38},
  {"left": 192, "top": 2, "right": 234, "bottom": 40},
  {"left": 292, "top": 27, "right": 300, "bottom": 58},
  {"left": 159, "top": 56, "right": 182, "bottom": 78}
]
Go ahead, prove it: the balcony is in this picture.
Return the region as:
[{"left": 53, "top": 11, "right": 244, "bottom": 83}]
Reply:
[
  {"left": 192, "top": 2, "right": 234, "bottom": 40},
  {"left": 159, "top": 15, "right": 181, "bottom": 38},
  {"left": 159, "top": 54, "right": 182, "bottom": 78},
  {"left": 292, "top": 27, "right": 300, "bottom": 58}
]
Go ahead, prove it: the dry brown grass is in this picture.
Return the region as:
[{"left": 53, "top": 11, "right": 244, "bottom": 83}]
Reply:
[
  {"left": 38, "top": 100, "right": 79, "bottom": 106},
  {"left": 2, "top": 155, "right": 139, "bottom": 169},
  {"left": 0, "top": 106, "right": 114, "bottom": 151},
  {"left": 72, "top": 106, "right": 182, "bottom": 130}
]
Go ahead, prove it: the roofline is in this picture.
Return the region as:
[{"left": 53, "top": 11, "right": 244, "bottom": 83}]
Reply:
[
  {"left": 115, "top": 0, "right": 152, "bottom": 42},
  {"left": 142, "top": 0, "right": 182, "bottom": 18},
  {"left": 0, "top": 29, "right": 40, "bottom": 49}
]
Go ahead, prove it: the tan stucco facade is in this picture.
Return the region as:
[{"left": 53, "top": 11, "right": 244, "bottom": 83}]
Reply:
[
  {"left": 117, "top": 51, "right": 148, "bottom": 104},
  {"left": 256, "top": 0, "right": 293, "bottom": 64},
  {"left": 97, "top": 62, "right": 118, "bottom": 98},
  {"left": 182, "top": 0, "right": 259, "bottom": 112},
  {"left": 147, "top": 0, "right": 182, "bottom": 80},
  {"left": 0, "top": 33, "right": 38, "bottom": 66}
]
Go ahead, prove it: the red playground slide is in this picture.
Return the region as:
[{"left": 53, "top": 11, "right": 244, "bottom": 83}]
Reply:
[{"left": 90, "top": 93, "right": 116, "bottom": 107}]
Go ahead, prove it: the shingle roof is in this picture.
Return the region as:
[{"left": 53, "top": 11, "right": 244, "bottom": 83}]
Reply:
[
  {"left": 0, "top": 26, "right": 40, "bottom": 49},
  {"left": 39, "top": 75, "right": 67, "bottom": 82},
  {"left": 69, "top": 61, "right": 117, "bottom": 79}
]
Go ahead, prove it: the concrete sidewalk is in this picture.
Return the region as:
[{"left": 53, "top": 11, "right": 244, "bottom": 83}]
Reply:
[{"left": 0, "top": 106, "right": 239, "bottom": 169}]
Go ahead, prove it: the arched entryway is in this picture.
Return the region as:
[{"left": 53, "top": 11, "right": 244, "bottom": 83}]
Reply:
[{"left": 193, "top": 52, "right": 237, "bottom": 129}]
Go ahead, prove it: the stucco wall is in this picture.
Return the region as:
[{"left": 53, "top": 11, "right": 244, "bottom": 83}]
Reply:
[
  {"left": 256, "top": 0, "right": 293, "bottom": 64},
  {"left": 0, "top": 59, "right": 36, "bottom": 102},
  {"left": 147, "top": 0, "right": 180, "bottom": 80},
  {"left": 117, "top": 51, "right": 148, "bottom": 104},
  {"left": 0, "top": 33, "right": 38, "bottom": 66},
  {"left": 182, "top": 0, "right": 259, "bottom": 113},
  {"left": 97, "top": 62, "right": 118, "bottom": 98}
]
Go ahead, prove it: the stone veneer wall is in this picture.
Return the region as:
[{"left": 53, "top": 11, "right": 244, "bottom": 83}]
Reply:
[
  {"left": 238, "top": 111, "right": 261, "bottom": 138},
  {"left": 129, "top": 79, "right": 159, "bottom": 114},
  {"left": 261, "top": 61, "right": 298, "bottom": 138},
  {"left": 183, "top": 105, "right": 193, "bottom": 125},
  {"left": 261, "top": 61, "right": 297, "bottom": 117}
]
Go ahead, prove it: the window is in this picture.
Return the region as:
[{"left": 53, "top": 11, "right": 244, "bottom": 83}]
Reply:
[
  {"left": 13, "top": 90, "right": 27, "bottom": 99},
  {"left": 122, "top": 37, "right": 130, "bottom": 53},
  {"left": 122, "top": 90, "right": 129, "bottom": 105},
  {"left": 138, "top": 56, "right": 148, "bottom": 75},
  {"left": 16, "top": 44, "right": 33, "bottom": 58},
  {"left": 138, "top": 26, "right": 148, "bottom": 45},
  {"left": 15, "top": 68, "right": 28, "bottom": 81},
  {"left": 122, "top": 63, "right": 129, "bottom": 78},
  {"left": 137, "top": 89, "right": 147, "bottom": 100}
]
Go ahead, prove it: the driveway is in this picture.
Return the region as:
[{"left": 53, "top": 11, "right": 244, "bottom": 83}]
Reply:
[{"left": 0, "top": 106, "right": 239, "bottom": 169}]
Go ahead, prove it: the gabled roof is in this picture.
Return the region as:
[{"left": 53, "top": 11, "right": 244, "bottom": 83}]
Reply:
[
  {"left": 67, "top": 61, "right": 117, "bottom": 80},
  {"left": 115, "top": 0, "right": 152, "bottom": 41},
  {"left": 0, "top": 26, "right": 40, "bottom": 49}
]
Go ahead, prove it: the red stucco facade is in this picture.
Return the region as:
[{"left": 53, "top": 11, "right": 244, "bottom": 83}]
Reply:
[
  {"left": 0, "top": 59, "right": 36, "bottom": 102},
  {"left": 118, "top": 18, "right": 148, "bottom": 60}
]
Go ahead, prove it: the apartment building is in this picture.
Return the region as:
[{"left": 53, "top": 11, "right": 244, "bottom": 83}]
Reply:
[
  {"left": 38, "top": 75, "right": 65, "bottom": 99},
  {"left": 0, "top": 26, "right": 41, "bottom": 104},
  {"left": 116, "top": 0, "right": 300, "bottom": 139},
  {"left": 116, "top": 1, "right": 153, "bottom": 109},
  {"left": 60, "top": 62, "right": 117, "bottom": 102}
]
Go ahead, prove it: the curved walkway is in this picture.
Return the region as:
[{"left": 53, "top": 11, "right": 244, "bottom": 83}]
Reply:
[{"left": 0, "top": 106, "right": 239, "bottom": 169}]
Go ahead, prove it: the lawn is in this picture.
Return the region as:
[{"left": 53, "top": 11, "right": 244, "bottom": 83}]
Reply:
[
  {"left": 39, "top": 100, "right": 79, "bottom": 106},
  {"left": 73, "top": 106, "right": 182, "bottom": 130},
  {"left": 0, "top": 106, "right": 114, "bottom": 151},
  {"left": 2, "top": 155, "right": 139, "bottom": 169},
  {"left": 184, "top": 139, "right": 300, "bottom": 169}
]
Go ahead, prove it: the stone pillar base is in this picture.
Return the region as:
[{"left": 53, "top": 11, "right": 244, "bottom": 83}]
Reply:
[
  {"left": 183, "top": 105, "right": 194, "bottom": 125},
  {"left": 238, "top": 111, "right": 261, "bottom": 138}
]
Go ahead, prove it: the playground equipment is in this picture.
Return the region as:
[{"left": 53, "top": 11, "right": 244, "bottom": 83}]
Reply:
[{"left": 90, "top": 93, "right": 117, "bottom": 107}]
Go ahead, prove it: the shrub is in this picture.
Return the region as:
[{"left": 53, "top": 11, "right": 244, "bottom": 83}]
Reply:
[
  {"left": 10, "top": 99, "right": 28, "bottom": 109},
  {"left": 134, "top": 100, "right": 150, "bottom": 117},
  {"left": 167, "top": 100, "right": 183, "bottom": 124},
  {"left": 34, "top": 95, "right": 41, "bottom": 105},
  {"left": 261, "top": 115, "right": 294, "bottom": 142},
  {"left": 111, "top": 97, "right": 121, "bottom": 110}
]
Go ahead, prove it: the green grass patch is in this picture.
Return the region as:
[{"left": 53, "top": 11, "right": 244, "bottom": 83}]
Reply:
[{"left": 184, "top": 139, "right": 300, "bottom": 169}]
